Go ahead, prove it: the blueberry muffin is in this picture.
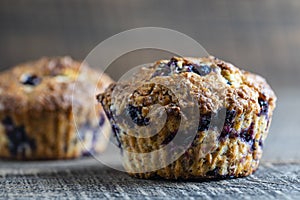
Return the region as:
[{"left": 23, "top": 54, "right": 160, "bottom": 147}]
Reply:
[
  {"left": 0, "top": 56, "right": 113, "bottom": 160},
  {"left": 97, "top": 56, "right": 276, "bottom": 179}
]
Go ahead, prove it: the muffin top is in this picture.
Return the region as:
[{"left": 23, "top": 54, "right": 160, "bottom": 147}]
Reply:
[
  {"left": 0, "top": 57, "right": 113, "bottom": 113},
  {"left": 98, "top": 56, "right": 276, "bottom": 119}
]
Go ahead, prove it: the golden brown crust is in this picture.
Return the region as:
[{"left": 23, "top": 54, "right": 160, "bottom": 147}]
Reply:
[
  {"left": 97, "top": 56, "right": 277, "bottom": 179},
  {"left": 0, "top": 57, "right": 113, "bottom": 160}
]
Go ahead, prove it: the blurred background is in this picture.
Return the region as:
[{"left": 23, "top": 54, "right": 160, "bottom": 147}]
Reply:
[{"left": 0, "top": 0, "right": 299, "bottom": 161}]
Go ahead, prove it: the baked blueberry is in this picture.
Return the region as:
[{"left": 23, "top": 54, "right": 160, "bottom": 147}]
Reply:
[
  {"left": 152, "top": 58, "right": 212, "bottom": 78},
  {"left": 189, "top": 64, "right": 211, "bottom": 76},
  {"left": 20, "top": 74, "right": 41, "bottom": 86},
  {"left": 258, "top": 98, "right": 269, "bottom": 116},
  {"left": 2, "top": 117, "right": 36, "bottom": 157},
  {"left": 99, "top": 113, "right": 106, "bottom": 127},
  {"left": 127, "top": 104, "right": 150, "bottom": 126},
  {"left": 198, "top": 113, "right": 212, "bottom": 132},
  {"left": 240, "top": 123, "right": 254, "bottom": 143}
]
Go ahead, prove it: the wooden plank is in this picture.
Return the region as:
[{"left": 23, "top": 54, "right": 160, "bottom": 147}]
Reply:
[{"left": 0, "top": 159, "right": 299, "bottom": 199}]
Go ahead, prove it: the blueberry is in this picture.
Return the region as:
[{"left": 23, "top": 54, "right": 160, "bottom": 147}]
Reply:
[
  {"left": 190, "top": 64, "right": 212, "bottom": 76},
  {"left": 226, "top": 80, "right": 232, "bottom": 85},
  {"left": 206, "top": 167, "right": 229, "bottom": 179},
  {"left": 82, "top": 151, "right": 92, "bottom": 157},
  {"left": 251, "top": 141, "right": 257, "bottom": 151},
  {"left": 206, "top": 167, "right": 235, "bottom": 179},
  {"left": 258, "top": 98, "right": 269, "bottom": 116},
  {"left": 78, "top": 121, "right": 101, "bottom": 155},
  {"left": 112, "top": 124, "right": 121, "bottom": 136},
  {"left": 240, "top": 123, "right": 255, "bottom": 142},
  {"left": 225, "top": 110, "right": 236, "bottom": 124},
  {"left": 100, "top": 107, "right": 122, "bottom": 150},
  {"left": 239, "top": 123, "right": 256, "bottom": 151},
  {"left": 112, "top": 124, "right": 122, "bottom": 149},
  {"left": 198, "top": 113, "right": 212, "bottom": 132},
  {"left": 219, "top": 109, "right": 236, "bottom": 140},
  {"left": 167, "top": 57, "right": 178, "bottom": 68},
  {"left": 126, "top": 104, "right": 150, "bottom": 126},
  {"left": 220, "top": 125, "right": 231, "bottom": 139},
  {"left": 197, "top": 109, "right": 237, "bottom": 140},
  {"left": 240, "top": 130, "right": 253, "bottom": 143},
  {"left": 259, "top": 137, "right": 263, "bottom": 148},
  {"left": 150, "top": 58, "right": 178, "bottom": 77},
  {"left": 91, "top": 128, "right": 99, "bottom": 147},
  {"left": 20, "top": 74, "right": 41, "bottom": 86},
  {"left": 2, "top": 117, "right": 36, "bottom": 157},
  {"left": 152, "top": 58, "right": 212, "bottom": 78},
  {"left": 206, "top": 167, "right": 219, "bottom": 176},
  {"left": 99, "top": 112, "right": 106, "bottom": 127}
]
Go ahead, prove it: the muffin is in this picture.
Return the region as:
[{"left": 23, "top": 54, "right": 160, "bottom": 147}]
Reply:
[
  {"left": 0, "top": 56, "right": 113, "bottom": 160},
  {"left": 97, "top": 56, "right": 276, "bottom": 179}
]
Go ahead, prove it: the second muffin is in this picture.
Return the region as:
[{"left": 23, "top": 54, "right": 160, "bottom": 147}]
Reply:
[{"left": 0, "top": 57, "right": 113, "bottom": 160}]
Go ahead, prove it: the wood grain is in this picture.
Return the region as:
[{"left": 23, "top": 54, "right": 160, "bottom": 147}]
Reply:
[{"left": 0, "top": 159, "right": 299, "bottom": 199}]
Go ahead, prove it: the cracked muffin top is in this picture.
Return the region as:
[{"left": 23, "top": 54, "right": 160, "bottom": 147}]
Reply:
[{"left": 99, "top": 56, "right": 276, "bottom": 120}]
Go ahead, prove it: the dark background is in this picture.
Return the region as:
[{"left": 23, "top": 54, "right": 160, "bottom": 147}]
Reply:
[{"left": 0, "top": 0, "right": 299, "bottom": 161}]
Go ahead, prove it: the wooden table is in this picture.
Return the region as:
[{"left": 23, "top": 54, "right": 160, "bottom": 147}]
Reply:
[{"left": 0, "top": 158, "right": 299, "bottom": 199}]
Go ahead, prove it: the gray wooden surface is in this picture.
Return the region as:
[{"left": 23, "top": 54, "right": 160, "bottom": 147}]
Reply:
[{"left": 0, "top": 158, "right": 300, "bottom": 200}]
